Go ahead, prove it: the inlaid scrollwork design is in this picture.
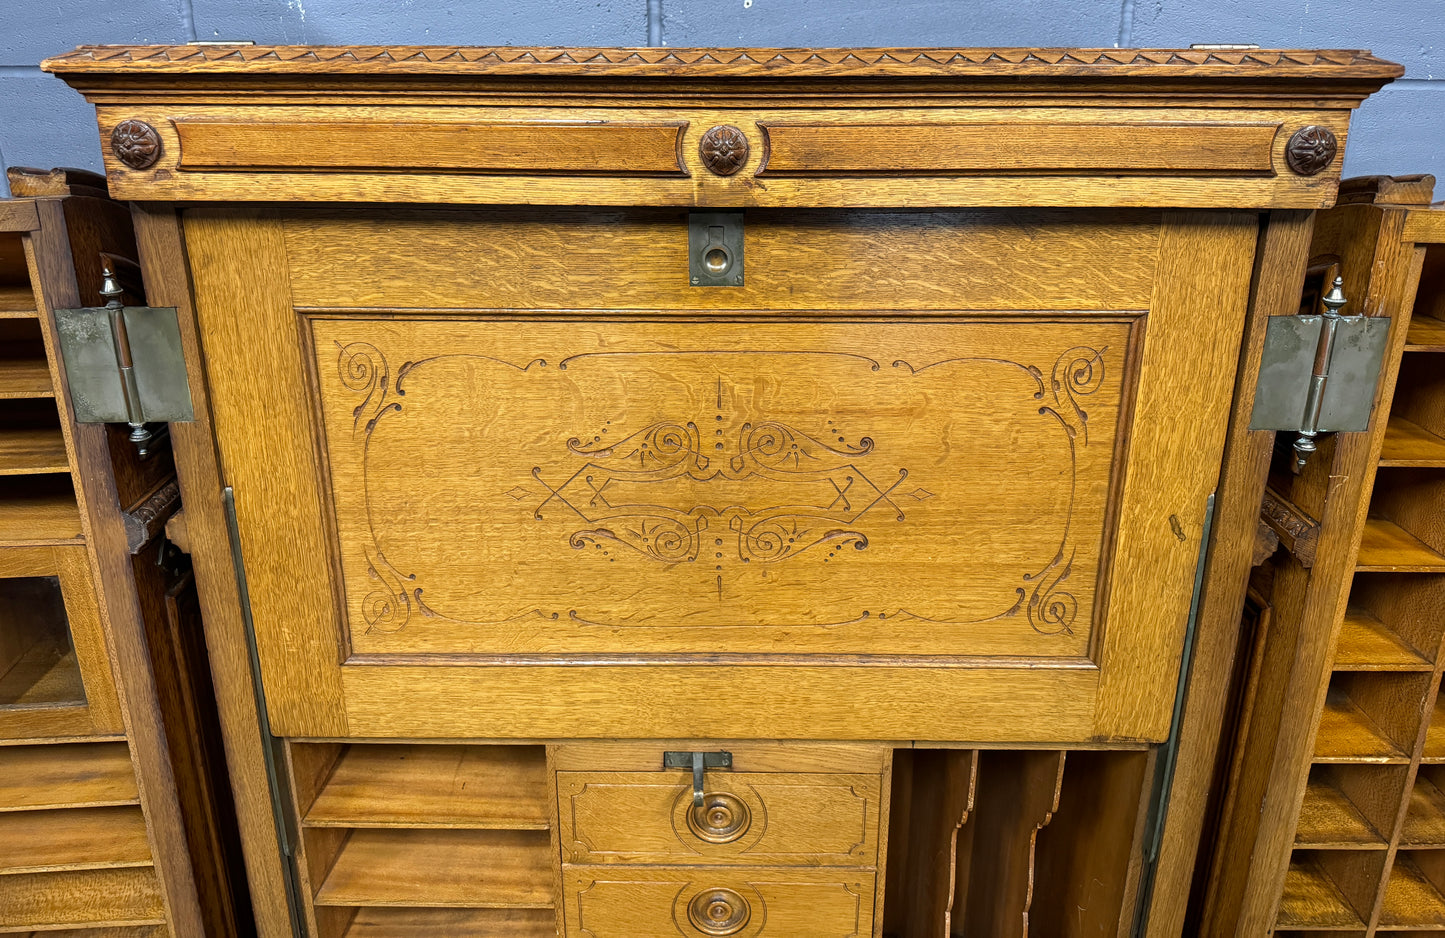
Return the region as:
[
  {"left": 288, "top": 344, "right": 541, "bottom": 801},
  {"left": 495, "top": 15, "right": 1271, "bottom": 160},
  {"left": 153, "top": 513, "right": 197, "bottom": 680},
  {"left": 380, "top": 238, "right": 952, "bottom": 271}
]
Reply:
[{"left": 336, "top": 341, "right": 1108, "bottom": 636}]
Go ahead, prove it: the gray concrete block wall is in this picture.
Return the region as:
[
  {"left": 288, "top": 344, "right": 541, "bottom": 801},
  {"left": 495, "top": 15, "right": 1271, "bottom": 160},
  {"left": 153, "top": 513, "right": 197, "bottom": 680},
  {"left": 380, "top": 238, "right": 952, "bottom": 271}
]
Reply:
[{"left": 1, "top": 0, "right": 1440, "bottom": 198}]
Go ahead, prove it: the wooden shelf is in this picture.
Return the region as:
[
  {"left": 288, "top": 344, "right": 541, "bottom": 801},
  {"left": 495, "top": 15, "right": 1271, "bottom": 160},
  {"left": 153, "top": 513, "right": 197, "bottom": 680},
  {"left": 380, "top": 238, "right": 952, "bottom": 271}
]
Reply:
[
  {"left": 1406, "top": 316, "right": 1445, "bottom": 353},
  {"left": 1401, "top": 777, "right": 1445, "bottom": 847},
  {"left": 0, "top": 357, "right": 53, "bottom": 400},
  {"left": 306, "top": 744, "right": 548, "bottom": 830},
  {"left": 0, "top": 867, "right": 166, "bottom": 931},
  {"left": 0, "top": 483, "right": 83, "bottom": 545},
  {"left": 1381, "top": 416, "right": 1445, "bottom": 468},
  {"left": 1313, "top": 688, "right": 1410, "bottom": 764},
  {"left": 344, "top": 908, "right": 556, "bottom": 937},
  {"left": 0, "top": 285, "right": 36, "bottom": 318},
  {"left": 1335, "top": 609, "right": 1432, "bottom": 671},
  {"left": 0, "top": 807, "right": 151, "bottom": 874},
  {"left": 1423, "top": 700, "right": 1445, "bottom": 764},
  {"left": 1378, "top": 854, "right": 1445, "bottom": 928},
  {"left": 1356, "top": 517, "right": 1445, "bottom": 573},
  {"left": 1296, "top": 778, "right": 1386, "bottom": 847},
  {"left": 0, "top": 427, "right": 69, "bottom": 476},
  {"left": 0, "top": 646, "right": 85, "bottom": 708},
  {"left": 1276, "top": 857, "right": 1365, "bottom": 929},
  {"left": 0, "top": 742, "right": 138, "bottom": 811},
  {"left": 315, "top": 829, "right": 553, "bottom": 908}
]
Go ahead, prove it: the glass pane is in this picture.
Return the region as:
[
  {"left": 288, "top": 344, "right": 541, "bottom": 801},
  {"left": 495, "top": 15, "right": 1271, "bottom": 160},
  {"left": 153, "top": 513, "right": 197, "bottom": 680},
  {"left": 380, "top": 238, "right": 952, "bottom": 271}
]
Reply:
[{"left": 0, "top": 575, "right": 86, "bottom": 707}]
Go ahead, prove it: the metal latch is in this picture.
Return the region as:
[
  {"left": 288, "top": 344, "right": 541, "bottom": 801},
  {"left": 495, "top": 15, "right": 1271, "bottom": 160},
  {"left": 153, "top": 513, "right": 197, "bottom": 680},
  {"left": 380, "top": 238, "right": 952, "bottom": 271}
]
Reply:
[
  {"left": 663, "top": 750, "right": 734, "bottom": 806},
  {"left": 689, "top": 211, "right": 744, "bottom": 287},
  {"left": 1248, "top": 276, "right": 1389, "bottom": 471},
  {"left": 54, "top": 263, "right": 194, "bottom": 456}
]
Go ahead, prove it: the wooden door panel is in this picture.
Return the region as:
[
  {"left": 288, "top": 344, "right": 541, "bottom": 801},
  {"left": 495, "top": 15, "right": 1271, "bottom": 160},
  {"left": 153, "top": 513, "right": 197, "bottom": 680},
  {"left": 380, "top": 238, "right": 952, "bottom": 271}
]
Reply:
[
  {"left": 314, "top": 317, "right": 1131, "bottom": 658},
  {"left": 185, "top": 208, "right": 1257, "bottom": 741}
]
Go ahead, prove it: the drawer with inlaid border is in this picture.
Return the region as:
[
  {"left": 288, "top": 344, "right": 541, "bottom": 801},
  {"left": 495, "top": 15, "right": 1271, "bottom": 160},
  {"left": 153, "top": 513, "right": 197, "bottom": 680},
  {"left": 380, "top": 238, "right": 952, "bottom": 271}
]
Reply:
[
  {"left": 563, "top": 865, "right": 876, "bottom": 938},
  {"left": 553, "top": 743, "right": 888, "bottom": 867}
]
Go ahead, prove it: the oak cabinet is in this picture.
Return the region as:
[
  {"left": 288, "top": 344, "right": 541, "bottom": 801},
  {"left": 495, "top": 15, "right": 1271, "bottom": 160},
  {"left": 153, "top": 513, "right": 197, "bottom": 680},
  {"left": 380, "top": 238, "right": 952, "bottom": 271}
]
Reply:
[{"left": 44, "top": 44, "right": 1402, "bottom": 937}]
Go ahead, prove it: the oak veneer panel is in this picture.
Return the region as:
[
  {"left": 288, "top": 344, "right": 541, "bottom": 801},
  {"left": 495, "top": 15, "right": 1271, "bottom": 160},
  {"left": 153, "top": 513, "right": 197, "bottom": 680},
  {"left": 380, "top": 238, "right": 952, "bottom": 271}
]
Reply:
[
  {"left": 0, "top": 867, "right": 165, "bottom": 930},
  {"left": 1379, "top": 855, "right": 1445, "bottom": 928},
  {"left": 317, "top": 316, "right": 1126, "bottom": 659},
  {"left": 1381, "top": 416, "right": 1445, "bottom": 467},
  {"left": 343, "top": 908, "right": 556, "bottom": 937},
  {"left": 756, "top": 121, "right": 1278, "bottom": 175},
  {"left": 1294, "top": 777, "right": 1384, "bottom": 847},
  {"left": 0, "top": 428, "right": 70, "bottom": 476},
  {"left": 1356, "top": 517, "right": 1445, "bottom": 572},
  {"left": 314, "top": 828, "right": 553, "bottom": 908},
  {"left": 0, "top": 358, "right": 53, "bottom": 400},
  {"left": 1313, "top": 688, "right": 1409, "bottom": 763},
  {"left": 177, "top": 120, "right": 689, "bottom": 176},
  {"left": 1093, "top": 211, "right": 1258, "bottom": 739},
  {"left": 0, "top": 742, "right": 138, "bottom": 811},
  {"left": 305, "top": 744, "right": 548, "bottom": 829},
  {"left": 0, "top": 807, "right": 151, "bottom": 873},
  {"left": 183, "top": 211, "right": 347, "bottom": 736},
  {"left": 1401, "top": 776, "right": 1445, "bottom": 847},
  {"left": 283, "top": 207, "right": 1161, "bottom": 312},
  {"left": 1334, "top": 609, "right": 1431, "bottom": 670},
  {"left": 342, "top": 665, "right": 1099, "bottom": 741},
  {"left": 1276, "top": 857, "right": 1364, "bottom": 929}
]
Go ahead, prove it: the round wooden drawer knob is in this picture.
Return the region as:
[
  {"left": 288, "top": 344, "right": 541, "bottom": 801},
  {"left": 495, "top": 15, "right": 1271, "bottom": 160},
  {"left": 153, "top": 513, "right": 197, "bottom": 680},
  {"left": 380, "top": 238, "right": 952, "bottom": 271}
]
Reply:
[
  {"left": 111, "top": 120, "right": 162, "bottom": 169},
  {"left": 1285, "top": 125, "right": 1338, "bottom": 176},
  {"left": 688, "top": 887, "right": 751, "bottom": 935},
  {"left": 700, "top": 125, "right": 750, "bottom": 176},
  {"left": 687, "top": 792, "right": 751, "bottom": 844}
]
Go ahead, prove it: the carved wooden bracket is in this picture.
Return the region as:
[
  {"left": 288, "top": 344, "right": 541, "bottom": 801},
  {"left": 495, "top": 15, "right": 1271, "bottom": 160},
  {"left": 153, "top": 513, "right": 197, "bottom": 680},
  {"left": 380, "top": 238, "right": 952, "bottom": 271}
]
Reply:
[{"left": 1259, "top": 486, "right": 1320, "bottom": 567}]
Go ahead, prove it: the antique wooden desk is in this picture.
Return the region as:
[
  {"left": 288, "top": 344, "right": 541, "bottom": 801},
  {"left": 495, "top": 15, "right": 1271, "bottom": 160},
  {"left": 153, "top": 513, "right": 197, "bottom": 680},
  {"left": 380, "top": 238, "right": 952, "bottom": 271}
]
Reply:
[{"left": 45, "top": 45, "right": 1401, "bottom": 938}]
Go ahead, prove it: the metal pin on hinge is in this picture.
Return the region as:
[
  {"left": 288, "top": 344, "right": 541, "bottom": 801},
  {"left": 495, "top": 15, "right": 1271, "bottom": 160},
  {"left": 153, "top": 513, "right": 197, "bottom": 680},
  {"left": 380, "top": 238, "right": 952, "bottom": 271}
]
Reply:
[
  {"left": 1290, "top": 276, "right": 1348, "bottom": 471},
  {"left": 98, "top": 266, "right": 154, "bottom": 455}
]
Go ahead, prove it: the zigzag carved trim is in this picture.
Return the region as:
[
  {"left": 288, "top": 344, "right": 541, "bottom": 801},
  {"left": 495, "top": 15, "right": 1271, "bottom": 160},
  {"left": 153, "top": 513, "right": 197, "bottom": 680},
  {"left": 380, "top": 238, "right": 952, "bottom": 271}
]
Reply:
[{"left": 43, "top": 45, "right": 1402, "bottom": 80}]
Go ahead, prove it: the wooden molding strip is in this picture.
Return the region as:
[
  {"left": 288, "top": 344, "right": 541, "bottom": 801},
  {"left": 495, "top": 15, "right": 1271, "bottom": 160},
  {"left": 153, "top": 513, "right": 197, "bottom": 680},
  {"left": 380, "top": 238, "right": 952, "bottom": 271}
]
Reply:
[
  {"left": 175, "top": 120, "right": 690, "bottom": 177},
  {"left": 1260, "top": 485, "right": 1321, "bottom": 567},
  {"left": 43, "top": 46, "right": 1403, "bottom": 81},
  {"left": 123, "top": 478, "right": 181, "bottom": 554},
  {"left": 757, "top": 122, "right": 1280, "bottom": 176}
]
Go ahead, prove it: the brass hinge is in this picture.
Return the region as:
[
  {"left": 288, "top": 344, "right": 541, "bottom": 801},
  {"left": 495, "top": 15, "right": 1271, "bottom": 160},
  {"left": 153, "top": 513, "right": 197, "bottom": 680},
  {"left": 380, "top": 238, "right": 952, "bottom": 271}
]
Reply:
[
  {"left": 54, "top": 263, "right": 193, "bottom": 457},
  {"left": 1249, "top": 276, "right": 1389, "bottom": 471}
]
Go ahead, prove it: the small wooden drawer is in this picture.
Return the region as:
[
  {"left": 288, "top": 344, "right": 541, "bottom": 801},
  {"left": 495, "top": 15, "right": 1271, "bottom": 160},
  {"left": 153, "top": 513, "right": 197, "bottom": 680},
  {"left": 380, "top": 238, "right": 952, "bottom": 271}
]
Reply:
[
  {"left": 558, "top": 769, "right": 880, "bottom": 866},
  {"left": 563, "top": 866, "right": 876, "bottom": 938}
]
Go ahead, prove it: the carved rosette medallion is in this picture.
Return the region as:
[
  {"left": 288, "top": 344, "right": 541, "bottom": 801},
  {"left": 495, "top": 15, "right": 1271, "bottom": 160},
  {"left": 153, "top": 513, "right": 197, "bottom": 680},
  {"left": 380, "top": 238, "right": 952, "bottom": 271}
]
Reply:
[
  {"left": 110, "top": 120, "right": 162, "bottom": 169},
  {"left": 699, "top": 125, "right": 750, "bottom": 176},
  {"left": 1285, "top": 125, "right": 1338, "bottom": 176}
]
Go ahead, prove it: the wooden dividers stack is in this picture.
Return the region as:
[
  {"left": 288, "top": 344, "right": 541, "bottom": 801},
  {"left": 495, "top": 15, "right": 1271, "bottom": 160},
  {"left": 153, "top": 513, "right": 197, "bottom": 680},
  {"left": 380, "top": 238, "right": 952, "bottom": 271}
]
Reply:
[{"left": 884, "top": 747, "right": 1151, "bottom": 937}]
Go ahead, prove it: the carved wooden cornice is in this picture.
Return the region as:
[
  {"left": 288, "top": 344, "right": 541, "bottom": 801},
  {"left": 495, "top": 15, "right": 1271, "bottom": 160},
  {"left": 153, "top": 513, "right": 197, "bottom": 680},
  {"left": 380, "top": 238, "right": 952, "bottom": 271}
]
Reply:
[{"left": 43, "top": 45, "right": 1400, "bottom": 77}]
